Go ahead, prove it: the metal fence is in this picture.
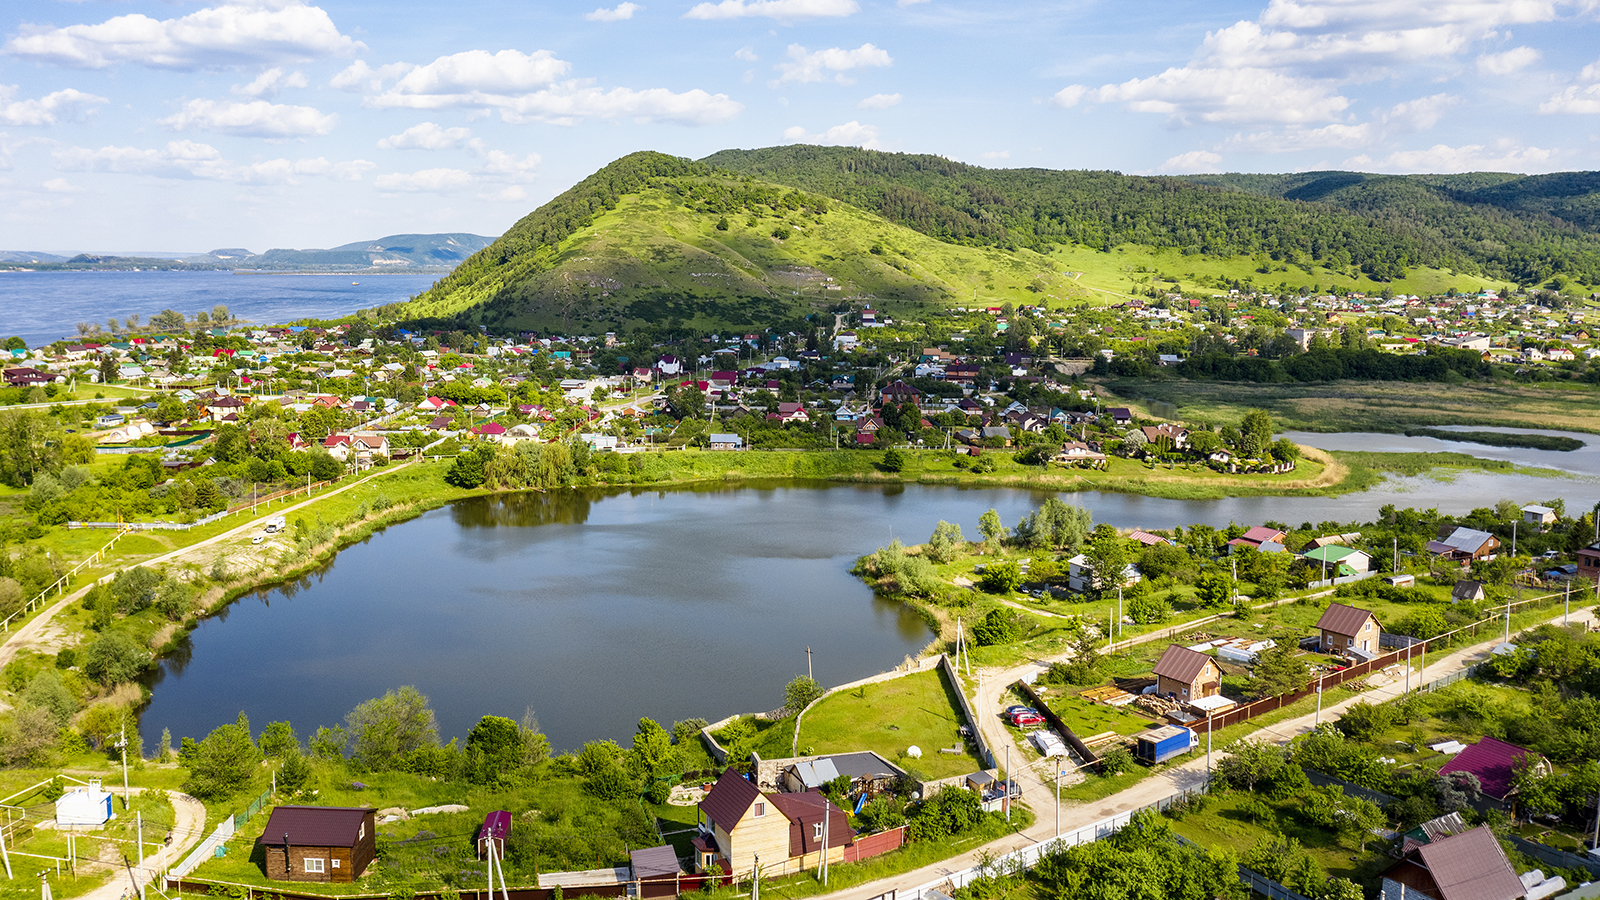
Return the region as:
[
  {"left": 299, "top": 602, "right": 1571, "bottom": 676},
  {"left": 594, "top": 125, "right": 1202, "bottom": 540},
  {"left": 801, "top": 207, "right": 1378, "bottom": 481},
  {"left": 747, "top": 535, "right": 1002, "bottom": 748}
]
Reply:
[
  {"left": 1506, "top": 834, "right": 1600, "bottom": 879},
  {"left": 1238, "top": 865, "right": 1317, "bottom": 900},
  {"left": 233, "top": 788, "right": 272, "bottom": 830}
]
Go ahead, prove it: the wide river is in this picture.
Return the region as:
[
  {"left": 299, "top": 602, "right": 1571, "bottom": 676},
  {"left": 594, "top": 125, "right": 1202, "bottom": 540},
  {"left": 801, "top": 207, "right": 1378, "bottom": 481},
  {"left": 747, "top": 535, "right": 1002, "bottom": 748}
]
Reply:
[{"left": 138, "top": 428, "right": 1600, "bottom": 751}]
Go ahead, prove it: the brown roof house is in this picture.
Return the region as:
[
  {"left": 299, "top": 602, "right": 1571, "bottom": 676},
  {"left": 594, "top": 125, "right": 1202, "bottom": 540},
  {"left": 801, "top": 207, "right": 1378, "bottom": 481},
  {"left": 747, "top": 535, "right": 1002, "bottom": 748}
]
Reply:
[
  {"left": 258, "top": 806, "right": 377, "bottom": 883},
  {"left": 1379, "top": 825, "right": 1526, "bottom": 900},
  {"left": 1152, "top": 644, "right": 1221, "bottom": 702},
  {"left": 693, "top": 769, "right": 854, "bottom": 878},
  {"left": 1316, "top": 602, "right": 1381, "bottom": 656}
]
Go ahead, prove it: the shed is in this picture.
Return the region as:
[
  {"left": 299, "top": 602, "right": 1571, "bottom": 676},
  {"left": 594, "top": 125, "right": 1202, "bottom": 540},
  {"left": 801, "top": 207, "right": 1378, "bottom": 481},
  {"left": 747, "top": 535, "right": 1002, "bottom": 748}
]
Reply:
[
  {"left": 477, "top": 810, "right": 512, "bottom": 860},
  {"left": 1452, "top": 580, "right": 1486, "bottom": 603},
  {"left": 1135, "top": 726, "right": 1194, "bottom": 765},
  {"left": 55, "top": 780, "right": 113, "bottom": 827},
  {"left": 783, "top": 758, "right": 840, "bottom": 792},
  {"left": 1437, "top": 736, "right": 1549, "bottom": 801},
  {"left": 258, "top": 806, "right": 378, "bottom": 883},
  {"left": 1379, "top": 825, "right": 1526, "bottom": 900},
  {"left": 630, "top": 844, "right": 683, "bottom": 883},
  {"left": 1151, "top": 644, "right": 1222, "bottom": 702}
]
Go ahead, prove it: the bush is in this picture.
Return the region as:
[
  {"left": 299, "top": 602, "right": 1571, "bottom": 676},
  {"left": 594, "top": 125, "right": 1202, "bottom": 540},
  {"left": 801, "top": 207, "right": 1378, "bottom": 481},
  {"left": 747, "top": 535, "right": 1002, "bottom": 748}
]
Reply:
[
  {"left": 83, "top": 631, "right": 148, "bottom": 686},
  {"left": 979, "top": 560, "right": 1022, "bottom": 593},
  {"left": 971, "top": 608, "right": 1021, "bottom": 646}
]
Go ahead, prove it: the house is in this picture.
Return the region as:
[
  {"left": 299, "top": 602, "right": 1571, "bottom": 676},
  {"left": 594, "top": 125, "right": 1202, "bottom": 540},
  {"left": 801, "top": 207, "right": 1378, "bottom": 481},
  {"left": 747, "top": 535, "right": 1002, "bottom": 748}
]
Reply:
[
  {"left": 879, "top": 380, "right": 921, "bottom": 408},
  {"left": 1520, "top": 505, "right": 1558, "bottom": 529},
  {"left": 1066, "top": 555, "right": 1141, "bottom": 593},
  {"left": 1139, "top": 423, "right": 1189, "bottom": 449},
  {"left": 1053, "top": 441, "right": 1106, "bottom": 466},
  {"left": 1228, "top": 526, "right": 1288, "bottom": 553},
  {"left": 1315, "top": 602, "right": 1381, "bottom": 656},
  {"left": 1437, "top": 736, "right": 1549, "bottom": 803},
  {"left": 1452, "top": 579, "right": 1486, "bottom": 603},
  {"left": 3, "top": 366, "right": 61, "bottom": 386},
  {"left": 1105, "top": 407, "right": 1134, "bottom": 426},
  {"left": 258, "top": 806, "right": 378, "bottom": 883},
  {"left": 782, "top": 751, "right": 908, "bottom": 796},
  {"left": 55, "top": 780, "right": 113, "bottom": 826},
  {"left": 709, "top": 433, "right": 745, "bottom": 450},
  {"left": 1151, "top": 644, "right": 1222, "bottom": 702},
  {"left": 1578, "top": 542, "right": 1600, "bottom": 581},
  {"left": 1379, "top": 826, "right": 1526, "bottom": 900},
  {"left": 477, "top": 810, "right": 511, "bottom": 860},
  {"left": 1302, "top": 544, "right": 1372, "bottom": 580},
  {"left": 693, "top": 769, "right": 854, "bottom": 878},
  {"left": 1427, "top": 526, "right": 1500, "bottom": 563},
  {"left": 770, "top": 402, "right": 810, "bottom": 424}
]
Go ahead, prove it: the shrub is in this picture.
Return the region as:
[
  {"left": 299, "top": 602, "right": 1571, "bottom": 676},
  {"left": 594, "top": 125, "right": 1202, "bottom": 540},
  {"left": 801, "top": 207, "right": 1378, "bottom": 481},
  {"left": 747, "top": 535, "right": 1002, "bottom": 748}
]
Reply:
[
  {"left": 971, "top": 608, "right": 1021, "bottom": 646},
  {"left": 83, "top": 631, "right": 148, "bottom": 686}
]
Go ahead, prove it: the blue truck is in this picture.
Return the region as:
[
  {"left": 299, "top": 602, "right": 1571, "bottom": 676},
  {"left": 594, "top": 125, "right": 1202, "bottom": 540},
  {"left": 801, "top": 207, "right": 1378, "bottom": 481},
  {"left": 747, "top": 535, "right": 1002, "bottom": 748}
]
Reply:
[{"left": 1135, "top": 725, "right": 1195, "bottom": 765}]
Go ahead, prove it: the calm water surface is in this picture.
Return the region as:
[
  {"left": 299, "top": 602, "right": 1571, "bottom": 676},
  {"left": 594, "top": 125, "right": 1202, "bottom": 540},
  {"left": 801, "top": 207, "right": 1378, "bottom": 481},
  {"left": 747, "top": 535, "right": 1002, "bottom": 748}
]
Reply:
[
  {"left": 138, "top": 432, "right": 1600, "bottom": 750},
  {"left": 0, "top": 271, "right": 440, "bottom": 346}
]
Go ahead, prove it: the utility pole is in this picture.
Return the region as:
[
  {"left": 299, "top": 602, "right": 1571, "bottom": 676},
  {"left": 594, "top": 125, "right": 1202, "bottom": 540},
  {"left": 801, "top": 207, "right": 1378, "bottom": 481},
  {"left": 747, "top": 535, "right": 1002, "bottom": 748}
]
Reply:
[
  {"left": 1206, "top": 710, "right": 1214, "bottom": 786},
  {"left": 1004, "top": 745, "right": 1011, "bottom": 823},
  {"left": 806, "top": 647, "right": 813, "bottom": 681},
  {"left": 818, "top": 803, "right": 829, "bottom": 885},
  {"left": 117, "top": 725, "right": 129, "bottom": 809},
  {"left": 1315, "top": 673, "right": 1324, "bottom": 725}
]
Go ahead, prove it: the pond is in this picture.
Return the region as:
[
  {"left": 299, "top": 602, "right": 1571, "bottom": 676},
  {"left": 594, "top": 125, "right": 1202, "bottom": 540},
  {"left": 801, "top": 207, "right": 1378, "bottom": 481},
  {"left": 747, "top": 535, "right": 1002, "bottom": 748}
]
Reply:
[{"left": 138, "top": 428, "right": 1599, "bottom": 752}]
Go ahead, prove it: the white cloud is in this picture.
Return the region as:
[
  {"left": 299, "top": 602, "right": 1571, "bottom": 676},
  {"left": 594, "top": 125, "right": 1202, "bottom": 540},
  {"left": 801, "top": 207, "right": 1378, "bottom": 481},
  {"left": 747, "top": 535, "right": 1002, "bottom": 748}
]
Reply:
[
  {"left": 586, "top": 3, "right": 642, "bottom": 21},
  {"left": 41, "top": 178, "right": 83, "bottom": 193},
  {"left": 160, "top": 98, "right": 337, "bottom": 138},
  {"left": 783, "top": 120, "right": 880, "bottom": 148},
  {"left": 1477, "top": 46, "right": 1541, "bottom": 75},
  {"left": 0, "top": 85, "right": 108, "bottom": 126},
  {"left": 330, "top": 60, "right": 413, "bottom": 92},
  {"left": 1540, "top": 84, "right": 1600, "bottom": 114},
  {"left": 1159, "top": 150, "right": 1223, "bottom": 173},
  {"left": 386, "top": 49, "right": 569, "bottom": 96},
  {"left": 1056, "top": 66, "right": 1349, "bottom": 124},
  {"left": 734, "top": 46, "right": 759, "bottom": 62},
  {"left": 479, "top": 185, "right": 527, "bottom": 202},
  {"left": 234, "top": 67, "right": 309, "bottom": 98},
  {"left": 52, "top": 139, "right": 370, "bottom": 183},
  {"left": 480, "top": 149, "right": 541, "bottom": 177},
  {"left": 374, "top": 168, "right": 475, "bottom": 192},
  {"left": 858, "top": 92, "right": 901, "bottom": 109},
  {"left": 1345, "top": 140, "right": 1555, "bottom": 173},
  {"left": 684, "top": 0, "right": 858, "bottom": 20},
  {"left": 896, "top": 0, "right": 931, "bottom": 5},
  {"left": 980, "top": 150, "right": 1009, "bottom": 159},
  {"left": 5, "top": 0, "right": 363, "bottom": 71},
  {"left": 1539, "top": 56, "right": 1600, "bottom": 113},
  {"left": 1226, "top": 92, "right": 1455, "bottom": 151},
  {"left": 377, "top": 122, "right": 474, "bottom": 150},
  {"left": 774, "top": 43, "right": 891, "bottom": 85}
]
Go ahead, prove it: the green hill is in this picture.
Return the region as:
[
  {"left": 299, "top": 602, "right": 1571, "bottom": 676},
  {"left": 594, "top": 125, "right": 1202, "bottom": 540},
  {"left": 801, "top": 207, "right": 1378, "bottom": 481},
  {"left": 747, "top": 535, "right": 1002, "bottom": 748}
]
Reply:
[{"left": 390, "top": 148, "right": 1600, "bottom": 334}]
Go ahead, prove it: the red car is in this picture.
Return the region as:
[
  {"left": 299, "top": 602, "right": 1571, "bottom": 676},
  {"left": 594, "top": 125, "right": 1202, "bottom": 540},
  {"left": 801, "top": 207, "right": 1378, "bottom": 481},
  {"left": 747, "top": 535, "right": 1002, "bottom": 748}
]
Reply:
[{"left": 1009, "top": 711, "right": 1045, "bottom": 727}]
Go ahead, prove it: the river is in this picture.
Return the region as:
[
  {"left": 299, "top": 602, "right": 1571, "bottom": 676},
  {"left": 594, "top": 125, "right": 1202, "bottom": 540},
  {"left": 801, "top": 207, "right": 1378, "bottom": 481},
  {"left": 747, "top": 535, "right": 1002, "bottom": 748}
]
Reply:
[
  {"left": 137, "top": 429, "right": 1599, "bottom": 752},
  {"left": 0, "top": 271, "right": 440, "bottom": 346}
]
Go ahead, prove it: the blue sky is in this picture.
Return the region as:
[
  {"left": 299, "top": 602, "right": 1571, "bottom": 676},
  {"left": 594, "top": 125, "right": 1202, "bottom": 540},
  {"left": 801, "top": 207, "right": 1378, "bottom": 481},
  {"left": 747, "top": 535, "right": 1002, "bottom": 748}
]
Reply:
[{"left": 2, "top": 0, "right": 1599, "bottom": 252}]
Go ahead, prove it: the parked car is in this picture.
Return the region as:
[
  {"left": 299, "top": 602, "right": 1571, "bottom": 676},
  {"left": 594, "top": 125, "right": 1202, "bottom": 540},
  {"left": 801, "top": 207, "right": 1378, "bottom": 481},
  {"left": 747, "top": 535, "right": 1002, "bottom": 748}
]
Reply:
[
  {"left": 1009, "top": 711, "right": 1045, "bottom": 727},
  {"left": 1541, "top": 550, "right": 1562, "bottom": 560},
  {"left": 1004, "top": 705, "right": 1038, "bottom": 717},
  {"left": 251, "top": 534, "right": 265, "bottom": 544}
]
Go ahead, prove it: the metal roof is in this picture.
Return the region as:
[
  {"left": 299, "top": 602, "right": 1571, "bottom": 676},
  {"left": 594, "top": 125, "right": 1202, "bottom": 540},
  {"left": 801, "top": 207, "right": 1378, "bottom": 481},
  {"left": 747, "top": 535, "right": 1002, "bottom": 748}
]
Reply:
[
  {"left": 1316, "top": 602, "right": 1377, "bottom": 637},
  {"left": 258, "top": 806, "right": 374, "bottom": 848},
  {"left": 1152, "top": 644, "right": 1216, "bottom": 684},
  {"left": 1413, "top": 826, "right": 1527, "bottom": 900},
  {"left": 630, "top": 845, "right": 683, "bottom": 880},
  {"left": 1438, "top": 736, "right": 1540, "bottom": 800},
  {"left": 699, "top": 769, "right": 761, "bottom": 833}
]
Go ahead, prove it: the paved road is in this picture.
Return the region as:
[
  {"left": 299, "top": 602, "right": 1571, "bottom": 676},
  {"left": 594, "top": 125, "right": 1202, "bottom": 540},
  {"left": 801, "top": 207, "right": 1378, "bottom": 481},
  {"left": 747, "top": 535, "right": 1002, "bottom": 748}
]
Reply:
[
  {"left": 809, "top": 604, "right": 1597, "bottom": 900},
  {"left": 0, "top": 459, "right": 419, "bottom": 669}
]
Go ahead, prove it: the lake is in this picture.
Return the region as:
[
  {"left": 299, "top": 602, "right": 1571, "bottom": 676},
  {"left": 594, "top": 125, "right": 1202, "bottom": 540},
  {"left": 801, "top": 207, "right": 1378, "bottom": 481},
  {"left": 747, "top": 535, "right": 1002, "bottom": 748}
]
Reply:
[
  {"left": 0, "top": 271, "right": 441, "bottom": 347},
  {"left": 138, "top": 428, "right": 1599, "bottom": 751}
]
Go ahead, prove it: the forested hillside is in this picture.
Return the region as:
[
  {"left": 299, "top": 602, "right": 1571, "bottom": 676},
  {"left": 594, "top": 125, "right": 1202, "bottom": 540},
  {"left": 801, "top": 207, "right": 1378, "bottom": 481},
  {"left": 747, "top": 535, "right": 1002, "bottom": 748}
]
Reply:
[{"left": 706, "top": 146, "right": 1600, "bottom": 286}]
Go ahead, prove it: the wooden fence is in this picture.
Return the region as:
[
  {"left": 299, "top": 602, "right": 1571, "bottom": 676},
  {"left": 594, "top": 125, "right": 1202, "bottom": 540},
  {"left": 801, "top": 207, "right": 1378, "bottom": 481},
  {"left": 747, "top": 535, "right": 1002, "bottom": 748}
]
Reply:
[
  {"left": 1014, "top": 680, "right": 1100, "bottom": 769},
  {"left": 1188, "top": 640, "right": 1430, "bottom": 734}
]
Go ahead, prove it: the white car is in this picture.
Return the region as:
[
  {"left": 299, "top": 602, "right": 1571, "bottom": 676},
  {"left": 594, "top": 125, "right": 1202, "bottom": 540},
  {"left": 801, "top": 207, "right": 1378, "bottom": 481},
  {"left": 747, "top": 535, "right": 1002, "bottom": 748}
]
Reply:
[{"left": 251, "top": 534, "right": 265, "bottom": 544}]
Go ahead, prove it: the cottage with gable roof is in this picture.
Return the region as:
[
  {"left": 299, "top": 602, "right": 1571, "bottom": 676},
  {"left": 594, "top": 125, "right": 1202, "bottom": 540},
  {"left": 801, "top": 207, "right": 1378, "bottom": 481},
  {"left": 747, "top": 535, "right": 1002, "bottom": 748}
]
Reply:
[
  {"left": 1316, "top": 602, "right": 1381, "bottom": 656},
  {"left": 693, "top": 769, "right": 855, "bottom": 878},
  {"left": 1379, "top": 825, "right": 1526, "bottom": 900},
  {"left": 1152, "top": 644, "right": 1221, "bottom": 702},
  {"left": 1427, "top": 526, "right": 1501, "bottom": 563},
  {"left": 258, "top": 806, "right": 377, "bottom": 883}
]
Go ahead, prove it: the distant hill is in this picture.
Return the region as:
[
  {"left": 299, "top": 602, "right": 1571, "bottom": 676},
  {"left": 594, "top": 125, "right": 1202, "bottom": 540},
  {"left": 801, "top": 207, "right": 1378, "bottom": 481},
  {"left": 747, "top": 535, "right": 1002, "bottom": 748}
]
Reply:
[
  {"left": 705, "top": 146, "right": 1600, "bottom": 286},
  {"left": 0, "top": 251, "right": 68, "bottom": 264},
  {"left": 190, "top": 233, "right": 497, "bottom": 271}
]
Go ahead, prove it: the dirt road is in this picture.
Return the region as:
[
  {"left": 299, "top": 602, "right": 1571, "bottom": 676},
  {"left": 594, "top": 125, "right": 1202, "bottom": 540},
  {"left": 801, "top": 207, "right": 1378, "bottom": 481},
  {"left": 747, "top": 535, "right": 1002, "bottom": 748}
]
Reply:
[{"left": 75, "top": 789, "right": 205, "bottom": 900}]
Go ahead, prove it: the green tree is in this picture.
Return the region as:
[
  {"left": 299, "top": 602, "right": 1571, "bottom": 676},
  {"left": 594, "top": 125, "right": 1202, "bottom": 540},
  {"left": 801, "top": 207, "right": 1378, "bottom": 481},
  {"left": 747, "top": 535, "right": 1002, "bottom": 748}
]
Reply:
[
  {"left": 971, "top": 607, "right": 1021, "bottom": 645},
  {"left": 465, "top": 715, "right": 525, "bottom": 785},
  {"left": 22, "top": 671, "right": 76, "bottom": 727},
  {"left": 258, "top": 721, "right": 299, "bottom": 758},
  {"left": 1083, "top": 524, "right": 1129, "bottom": 594},
  {"left": 926, "top": 520, "right": 966, "bottom": 563},
  {"left": 1194, "top": 568, "right": 1234, "bottom": 607},
  {"left": 783, "top": 676, "right": 824, "bottom": 715},
  {"left": 1250, "top": 643, "right": 1311, "bottom": 698},
  {"left": 345, "top": 686, "right": 439, "bottom": 772},
  {"left": 83, "top": 631, "right": 148, "bottom": 686},
  {"left": 630, "top": 717, "right": 680, "bottom": 782},
  {"left": 978, "top": 508, "right": 1008, "bottom": 546},
  {"left": 183, "top": 718, "right": 262, "bottom": 800},
  {"left": 980, "top": 559, "right": 1022, "bottom": 593},
  {"left": 881, "top": 448, "right": 905, "bottom": 472}
]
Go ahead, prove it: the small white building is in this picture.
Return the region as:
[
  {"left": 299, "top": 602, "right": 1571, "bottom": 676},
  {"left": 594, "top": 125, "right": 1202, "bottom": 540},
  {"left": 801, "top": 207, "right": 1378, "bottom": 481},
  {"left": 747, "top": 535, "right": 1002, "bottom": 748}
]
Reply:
[{"left": 55, "top": 780, "right": 114, "bottom": 827}]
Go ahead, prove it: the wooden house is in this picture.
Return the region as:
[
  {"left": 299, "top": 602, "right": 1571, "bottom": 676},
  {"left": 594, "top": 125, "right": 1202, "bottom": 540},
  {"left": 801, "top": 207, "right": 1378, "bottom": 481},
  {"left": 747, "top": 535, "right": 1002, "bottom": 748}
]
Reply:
[
  {"left": 259, "top": 806, "right": 377, "bottom": 883},
  {"left": 1315, "top": 602, "right": 1381, "bottom": 656},
  {"left": 1151, "top": 644, "right": 1221, "bottom": 702},
  {"left": 693, "top": 769, "right": 854, "bottom": 878}
]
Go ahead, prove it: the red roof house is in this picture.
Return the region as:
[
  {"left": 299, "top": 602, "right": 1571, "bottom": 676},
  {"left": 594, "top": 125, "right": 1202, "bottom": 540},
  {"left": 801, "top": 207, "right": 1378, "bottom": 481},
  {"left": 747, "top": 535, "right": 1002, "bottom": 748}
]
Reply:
[{"left": 1436, "top": 736, "right": 1549, "bottom": 802}]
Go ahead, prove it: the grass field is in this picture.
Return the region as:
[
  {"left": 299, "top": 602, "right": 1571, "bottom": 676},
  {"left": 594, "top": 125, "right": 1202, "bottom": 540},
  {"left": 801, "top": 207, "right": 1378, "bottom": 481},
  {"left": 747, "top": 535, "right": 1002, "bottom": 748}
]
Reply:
[
  {"left": 1038, "top": 692, "right": 1161, "bottom": 738},
  {"left": 1103, "top": 377, "right": 1600, "bottom": 437},
  {"left": 797, "top": 668, "right": 984, "bottom": 780},
  {"left": 1167, "top": 790, "right": 1391, "bottom": 884}
]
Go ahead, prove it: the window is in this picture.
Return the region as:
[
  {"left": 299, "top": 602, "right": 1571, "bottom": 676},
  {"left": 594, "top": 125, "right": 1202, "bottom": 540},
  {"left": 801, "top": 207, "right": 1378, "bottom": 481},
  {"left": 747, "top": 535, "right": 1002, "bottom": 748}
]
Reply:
[
  {"left": 813, "top": 823, "right": 823, "bottom": 841},
  {"left": 358, "top": 823, "right": 365, "bottom": 840},
  {"left": 753, "top": 803, "right": 765, "bottom": 818},
  {"left": 305, "top": 859, "right": 325, "bottom": 874},
  {"left": 332, "top": 859, "right": 341, "bottom": 869}
]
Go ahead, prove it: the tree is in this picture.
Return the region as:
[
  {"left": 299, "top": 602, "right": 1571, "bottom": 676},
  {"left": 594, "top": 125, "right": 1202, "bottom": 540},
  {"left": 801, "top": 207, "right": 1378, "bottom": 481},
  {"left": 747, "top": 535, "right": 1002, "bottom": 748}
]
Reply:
[
  {"left": 0, "top": 706, "right": 60, "bottom": 766},
  {"left": 465, "top": 715, "right": 525, "bottom": 785},
  {"left": 184, "top": 718, "right": 262, "bottom": 799},
  {"left": 630, "top": 717, "right": 680, "bottom": 782},
  {"left": 783, "top": 676, "right": 824, "bottom": 715},
  {"left": 881, "top": 448, "right": 905, "bottom": 472},
  {"left": 0, "top": 411, "right": 58, "bottom": 487},
  {"left": 1083, "top": 525, "right": 1129, "bottom": 594},
  {"left": 926, "top": 520, "right": 966, "bottom": 563},
  {"left": 1250, "top": 643, "right": 1311, "bottom": 698},
  {"left": 1194, "top": 568, "right": 1234, "bottom": 607},
  {"left": 980, "top": 560, "right": 1022, "bottom": 593},
  {"left": 1016, "top": 498, "right": 1092, "bottom": 550},
  {"left": 258, "top": 721, "right": 300, "bottom": 758},
  {"left": 277, "top": 751, "right": 312, "bottom": 793},
  {"left": 1126, "top": 591, "right": 1172, "bottom": 624},
  {"left": 978, "top": 508, "right": 1008, "bottom": 546},
  {"left": 84, "top": 631, "right": 148, "bottom": 686},
  {"left": 345, "top": 686, "right": 440, "bottom": 772},
  {"left": 971, "top": 607, "right": 1021, "bottom": 645}
]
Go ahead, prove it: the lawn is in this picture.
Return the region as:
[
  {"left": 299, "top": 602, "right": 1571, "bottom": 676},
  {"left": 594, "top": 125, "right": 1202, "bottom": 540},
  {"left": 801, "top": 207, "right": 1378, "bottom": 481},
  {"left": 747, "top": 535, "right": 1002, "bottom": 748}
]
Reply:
[
  {"left": 1037, "top": 691, "right": 1161, "bottom": 738},
  {"left": 1166, "top": 790, "right": 1392, "bottom": 885},
  {"left": 797, "top": 668, "right": 984, "bottom": 781}
]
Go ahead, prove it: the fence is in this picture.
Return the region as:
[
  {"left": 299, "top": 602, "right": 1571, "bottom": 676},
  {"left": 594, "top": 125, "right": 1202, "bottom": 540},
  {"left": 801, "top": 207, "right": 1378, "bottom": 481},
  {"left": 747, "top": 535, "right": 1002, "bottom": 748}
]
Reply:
[
  {"left": 234, "top": 788, "right": 272, "bottom": 830},
  {"left": 70, "top": 480, "right": 333, "bottom": 531},
  {"left": 1014, "top": 679, "right": 1099, "bottom": 769},
  {"left": 1, "top": 528, "right": 130, "bottom": 632},
  {"left": 1237, "top": 865, "right": 1317, "bottom": 900},
  {"left": 939, "top": 654, "right": 994, "bottom": 768},
  {"left": 1419, "top": 663, "right": 1481, "bottom": 692},
  {"left": 1188, "top": 640, "right": 1432, "bottom": 735},
  {"left": 1506, "top": 834, "right": 1600, "bottom": 879},
  {"left": 166, "top": 787, "right": 273, "bottom": 882}
]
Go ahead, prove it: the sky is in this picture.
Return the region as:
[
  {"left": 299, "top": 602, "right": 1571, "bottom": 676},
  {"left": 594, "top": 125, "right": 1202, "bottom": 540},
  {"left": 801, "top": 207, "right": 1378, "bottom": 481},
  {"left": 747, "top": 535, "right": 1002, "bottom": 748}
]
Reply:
[{"left": 2, "top": 0, "right": 1599, "bottom": 253}]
